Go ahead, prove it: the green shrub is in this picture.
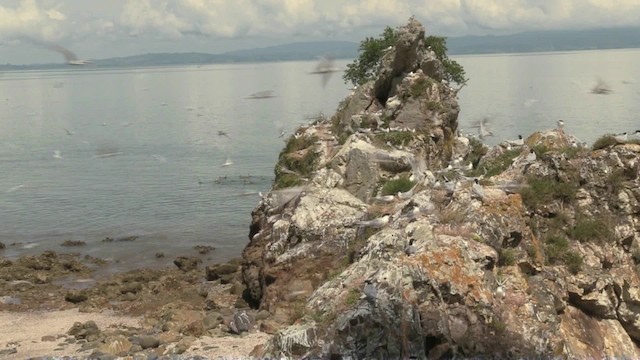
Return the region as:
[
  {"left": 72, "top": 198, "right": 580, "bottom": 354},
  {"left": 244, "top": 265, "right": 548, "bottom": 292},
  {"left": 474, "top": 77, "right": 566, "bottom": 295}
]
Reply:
[
  {"left": 343, "top": 27, "right": 466, "bottom": 86},
  {"left": 468, "top": 148, "right": 521, "bottom": 178},
  {"left": 520, "top": 176, "right": 577, "bottom": 208},
  {"left": 282, "top": 135, "right": 318, "bottom": 154},
  {"left": 565, "top": 251, "right": 583, "bottom": 274},
  {"left": 346, "top": 288, "right": 361, "bottom": 306},
  {"left": 592, "top": 134, "right": 617, "bottom": 150},
  {"left": 338, "top": 132, "right": 351, "bottom": 145},
  {"left": 274, "top": 173, "right": 302, "bottom": 189},
  {"left": 374, "top": 131, "right": 414, "bottom": 147},
  {"left": 544, "top": 234, "right": 569, "bottom": 265},
  {"left": 425, "top": 100, "right": 443, "bottom": 112},
  {"left": 409, "top": 77, "right": 433, "bottom": 98},
  {"left": 571, "top": 217, "right": 613, "bottom": 244},
  {"left": 544, "top": 234, "right": 584, "bottom": 274},
  {"left": 381, "top": 176, "right": 415, "bottom": 195},
  {"left": 498, "top": 248, "right": 517, "bottom": 267}
]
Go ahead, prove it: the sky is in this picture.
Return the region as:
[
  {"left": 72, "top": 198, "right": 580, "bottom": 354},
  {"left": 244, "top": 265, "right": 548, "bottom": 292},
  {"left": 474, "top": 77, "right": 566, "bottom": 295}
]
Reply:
[{"left": 1, "top": 0, "right": 640, "bottom": 64}]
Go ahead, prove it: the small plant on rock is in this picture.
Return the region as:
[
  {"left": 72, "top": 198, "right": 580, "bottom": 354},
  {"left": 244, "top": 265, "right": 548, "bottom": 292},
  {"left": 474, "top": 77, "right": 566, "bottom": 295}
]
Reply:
[
  {"left": 381, "top": 176, "right": 415, "bottom": 195},
  {"left": 469, "top": 148, "right": 521, "bottom": 178},
  {"left": 498, "top": 248, "right": 517, "bottom": 267},
  {"left": 374, "top": 131, "right": 414, "bottom": 147},
  {"left": 592, "top": 134, "right": 617, "bottom": 150},
  {"left": 345, "top": 288, "right": 361, "bottom": 306},
  {"left": 520, "top": 176, "right": 577, "bottom": 209},
  {"left": 570, "top": 216, "right": 613, "bottom": 244}
]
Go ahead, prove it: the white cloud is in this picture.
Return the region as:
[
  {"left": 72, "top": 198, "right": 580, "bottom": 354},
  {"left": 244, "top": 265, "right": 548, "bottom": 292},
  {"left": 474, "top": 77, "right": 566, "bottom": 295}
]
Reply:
[
  {"left": 4, "top": 0, "right": 640, "bottom": 64},
  {"left": 120, "top": 0, "right": 190, "bottom": 38},
  {"left": 0, "top": 0, "right": 66, "bottom": 41},
  {"left": 115, "top": 0, "right": 640, "bottom": 41}
]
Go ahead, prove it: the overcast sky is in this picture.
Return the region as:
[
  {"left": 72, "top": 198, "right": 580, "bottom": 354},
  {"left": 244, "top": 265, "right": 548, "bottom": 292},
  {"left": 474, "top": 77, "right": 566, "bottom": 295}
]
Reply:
[{"left": 2, "top": 0, "right": 640, "bottom": 64}]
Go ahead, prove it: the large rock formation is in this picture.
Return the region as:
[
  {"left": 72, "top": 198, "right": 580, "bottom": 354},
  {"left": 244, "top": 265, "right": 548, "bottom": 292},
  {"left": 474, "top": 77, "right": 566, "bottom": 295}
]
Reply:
[{"left": 242, "top": 18, "right": 640, "bottom": 359}]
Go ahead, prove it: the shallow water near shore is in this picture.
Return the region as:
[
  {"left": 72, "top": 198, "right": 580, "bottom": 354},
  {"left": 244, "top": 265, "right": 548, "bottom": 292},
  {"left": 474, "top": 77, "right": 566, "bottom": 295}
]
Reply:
[{"left": 2, "top": 49, "right": 640, "bottom": 271}]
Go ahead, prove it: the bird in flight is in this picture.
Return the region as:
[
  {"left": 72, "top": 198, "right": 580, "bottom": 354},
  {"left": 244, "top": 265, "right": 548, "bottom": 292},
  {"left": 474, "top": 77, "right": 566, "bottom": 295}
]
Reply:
[{"left": 310, "top": 56, "right": 341, "bottom": 88}]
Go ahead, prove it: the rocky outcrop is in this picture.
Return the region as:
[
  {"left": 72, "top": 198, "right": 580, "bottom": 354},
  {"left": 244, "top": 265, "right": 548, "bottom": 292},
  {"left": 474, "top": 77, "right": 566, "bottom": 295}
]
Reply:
[{"left": 242, "top": 17, "right": 640, "bottom": 359}]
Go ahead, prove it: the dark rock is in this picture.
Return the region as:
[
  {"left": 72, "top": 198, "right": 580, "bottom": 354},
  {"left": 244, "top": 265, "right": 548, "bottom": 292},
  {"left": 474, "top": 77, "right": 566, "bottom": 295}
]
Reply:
[
  {"left": 133, "top": 335, "right": 160, "bottom": 349},
  {"left": 41, "top": 335, "right": 56, "bottom": 342},
  {"left": 173, "top": 256, "right": 201, "bottom": 272},
  {"left": 61, "top": 239, "right": 86, "bottom": 247},
  {"left": 120, "top": 281, "right": 143, "bottom": 294},
  {"left": 205, "top": 263, "right": 238, "bottom": 281},
  {"left": 203, "top": 312, "right": 224, "bottom": 329},
  {"left": 65, "top": 291, "right": 88, "bottom": 303},
  {"left": 193, "top": 245, "right": 215, "bottom": 255},
  {"left": 0, "top": 258, "right": 11, "bottom": 267},
  {"left": 155, "top": 252, "right": 165, "bottom": 258},
  {"left": 0, "top": 348, "right": 17, "bottom": 355},
  {"left": 0, "top": 241, "right": 5, "bottom": 249},
  {"left": 68, "top": 320, "right": 100, "bottom": 341}
]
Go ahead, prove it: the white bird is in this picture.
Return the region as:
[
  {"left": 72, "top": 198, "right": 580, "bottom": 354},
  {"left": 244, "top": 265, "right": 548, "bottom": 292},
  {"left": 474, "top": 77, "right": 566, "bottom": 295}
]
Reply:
[
  {"left": 245, "top": 90, "right": 276, "bottom": 99},
  {"left": 471, "top": 178, "right": 485, "bottom": 201},
  {"left": 397, "top": 187, "right": 415, "bottom": 200},
  {"left": 633, "top": 130, "right": 640, "bottom": 138},
  {"left": 6, "top": 184, "right": 25, "bottom": 193},
  {"left": 352, "top": 214, "right": 391, "bottom": 228},
  {"left": 151, "top": 154, "right": 167, "bottom": 163},
  {"left": 222, "top": 157, "right": 234, "bottom": 167},
  {"left": 614, "top": 132, "right": 628, "bottom": 143},
  {"left": 362, "top": 279, "right": 377, "bottom": 304},
  {"left": 557, "top": 120, "right": 565, "bottom": 129},
  {"left": 444, "top": 179, "right": 457, "bottom": 196},
  {"left": 278, "top": 130, "right": 287, "bottom": 138},
  {"left": 53, "top": 150, "right": 63, "bottom": 159},
  {"left": 408, "top": 156, "right": 426, "bottom": 183},
  {"left": 506, "top": 135, "right": 524, "bottom": 147},
  {"left": 525, "top": 149, "right": 537, "bottom": 162},
  {"left": 404, "top": 238, "right": 417, "bottom": 256},
  {"left": 477, "top": 118, "right": 493, "bottom": 140},
  {"left": 375, "top": 195, "right": 396, "bottom": 203}
]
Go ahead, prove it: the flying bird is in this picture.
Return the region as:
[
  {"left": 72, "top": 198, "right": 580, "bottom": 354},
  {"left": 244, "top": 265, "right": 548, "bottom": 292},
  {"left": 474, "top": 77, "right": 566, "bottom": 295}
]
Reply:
[
  {"left": 218, "top": 131, "right": 230, "bottom": 138},
  {"left": 471, "top": 118, "right": 493, "bottom": 140},
  {"left": 245, "top": 90, "right": 276, "bottom": 99},
  {"left": 310, "top": 56, "right": 341, "bottom": 88}
]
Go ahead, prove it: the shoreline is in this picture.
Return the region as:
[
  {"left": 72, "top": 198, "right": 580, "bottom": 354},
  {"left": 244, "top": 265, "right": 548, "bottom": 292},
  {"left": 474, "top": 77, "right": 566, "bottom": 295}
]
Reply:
[{"left": 0, "top": 249, "right": 271, "bottom": 359}]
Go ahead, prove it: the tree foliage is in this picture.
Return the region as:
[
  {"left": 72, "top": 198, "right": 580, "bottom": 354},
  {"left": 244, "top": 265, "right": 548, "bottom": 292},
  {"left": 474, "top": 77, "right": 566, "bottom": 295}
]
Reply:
[
  {"left": 343, "top": 27, "right": 398, "bottom": 87},
  {"left": 343, "top": 27, "right": 467, "bottom": 87}
]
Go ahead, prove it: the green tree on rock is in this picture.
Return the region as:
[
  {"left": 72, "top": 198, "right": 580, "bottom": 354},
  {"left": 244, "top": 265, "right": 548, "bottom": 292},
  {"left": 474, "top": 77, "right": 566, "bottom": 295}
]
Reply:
[{"left": 343, "top": 27, "right": 467, "bottom": 88}]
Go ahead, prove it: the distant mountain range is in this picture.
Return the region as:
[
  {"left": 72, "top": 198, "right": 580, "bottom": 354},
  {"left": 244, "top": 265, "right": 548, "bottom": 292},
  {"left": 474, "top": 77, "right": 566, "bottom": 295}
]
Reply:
[{"left": 3, "top": 27, "right": 640, "bottom": 70}]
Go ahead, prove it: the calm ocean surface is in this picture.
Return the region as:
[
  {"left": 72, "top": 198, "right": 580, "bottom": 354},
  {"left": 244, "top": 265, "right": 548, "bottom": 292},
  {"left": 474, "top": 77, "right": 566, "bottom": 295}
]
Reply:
[{"left": 1, "top": 49, "right": 640, "bottom": 269}]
